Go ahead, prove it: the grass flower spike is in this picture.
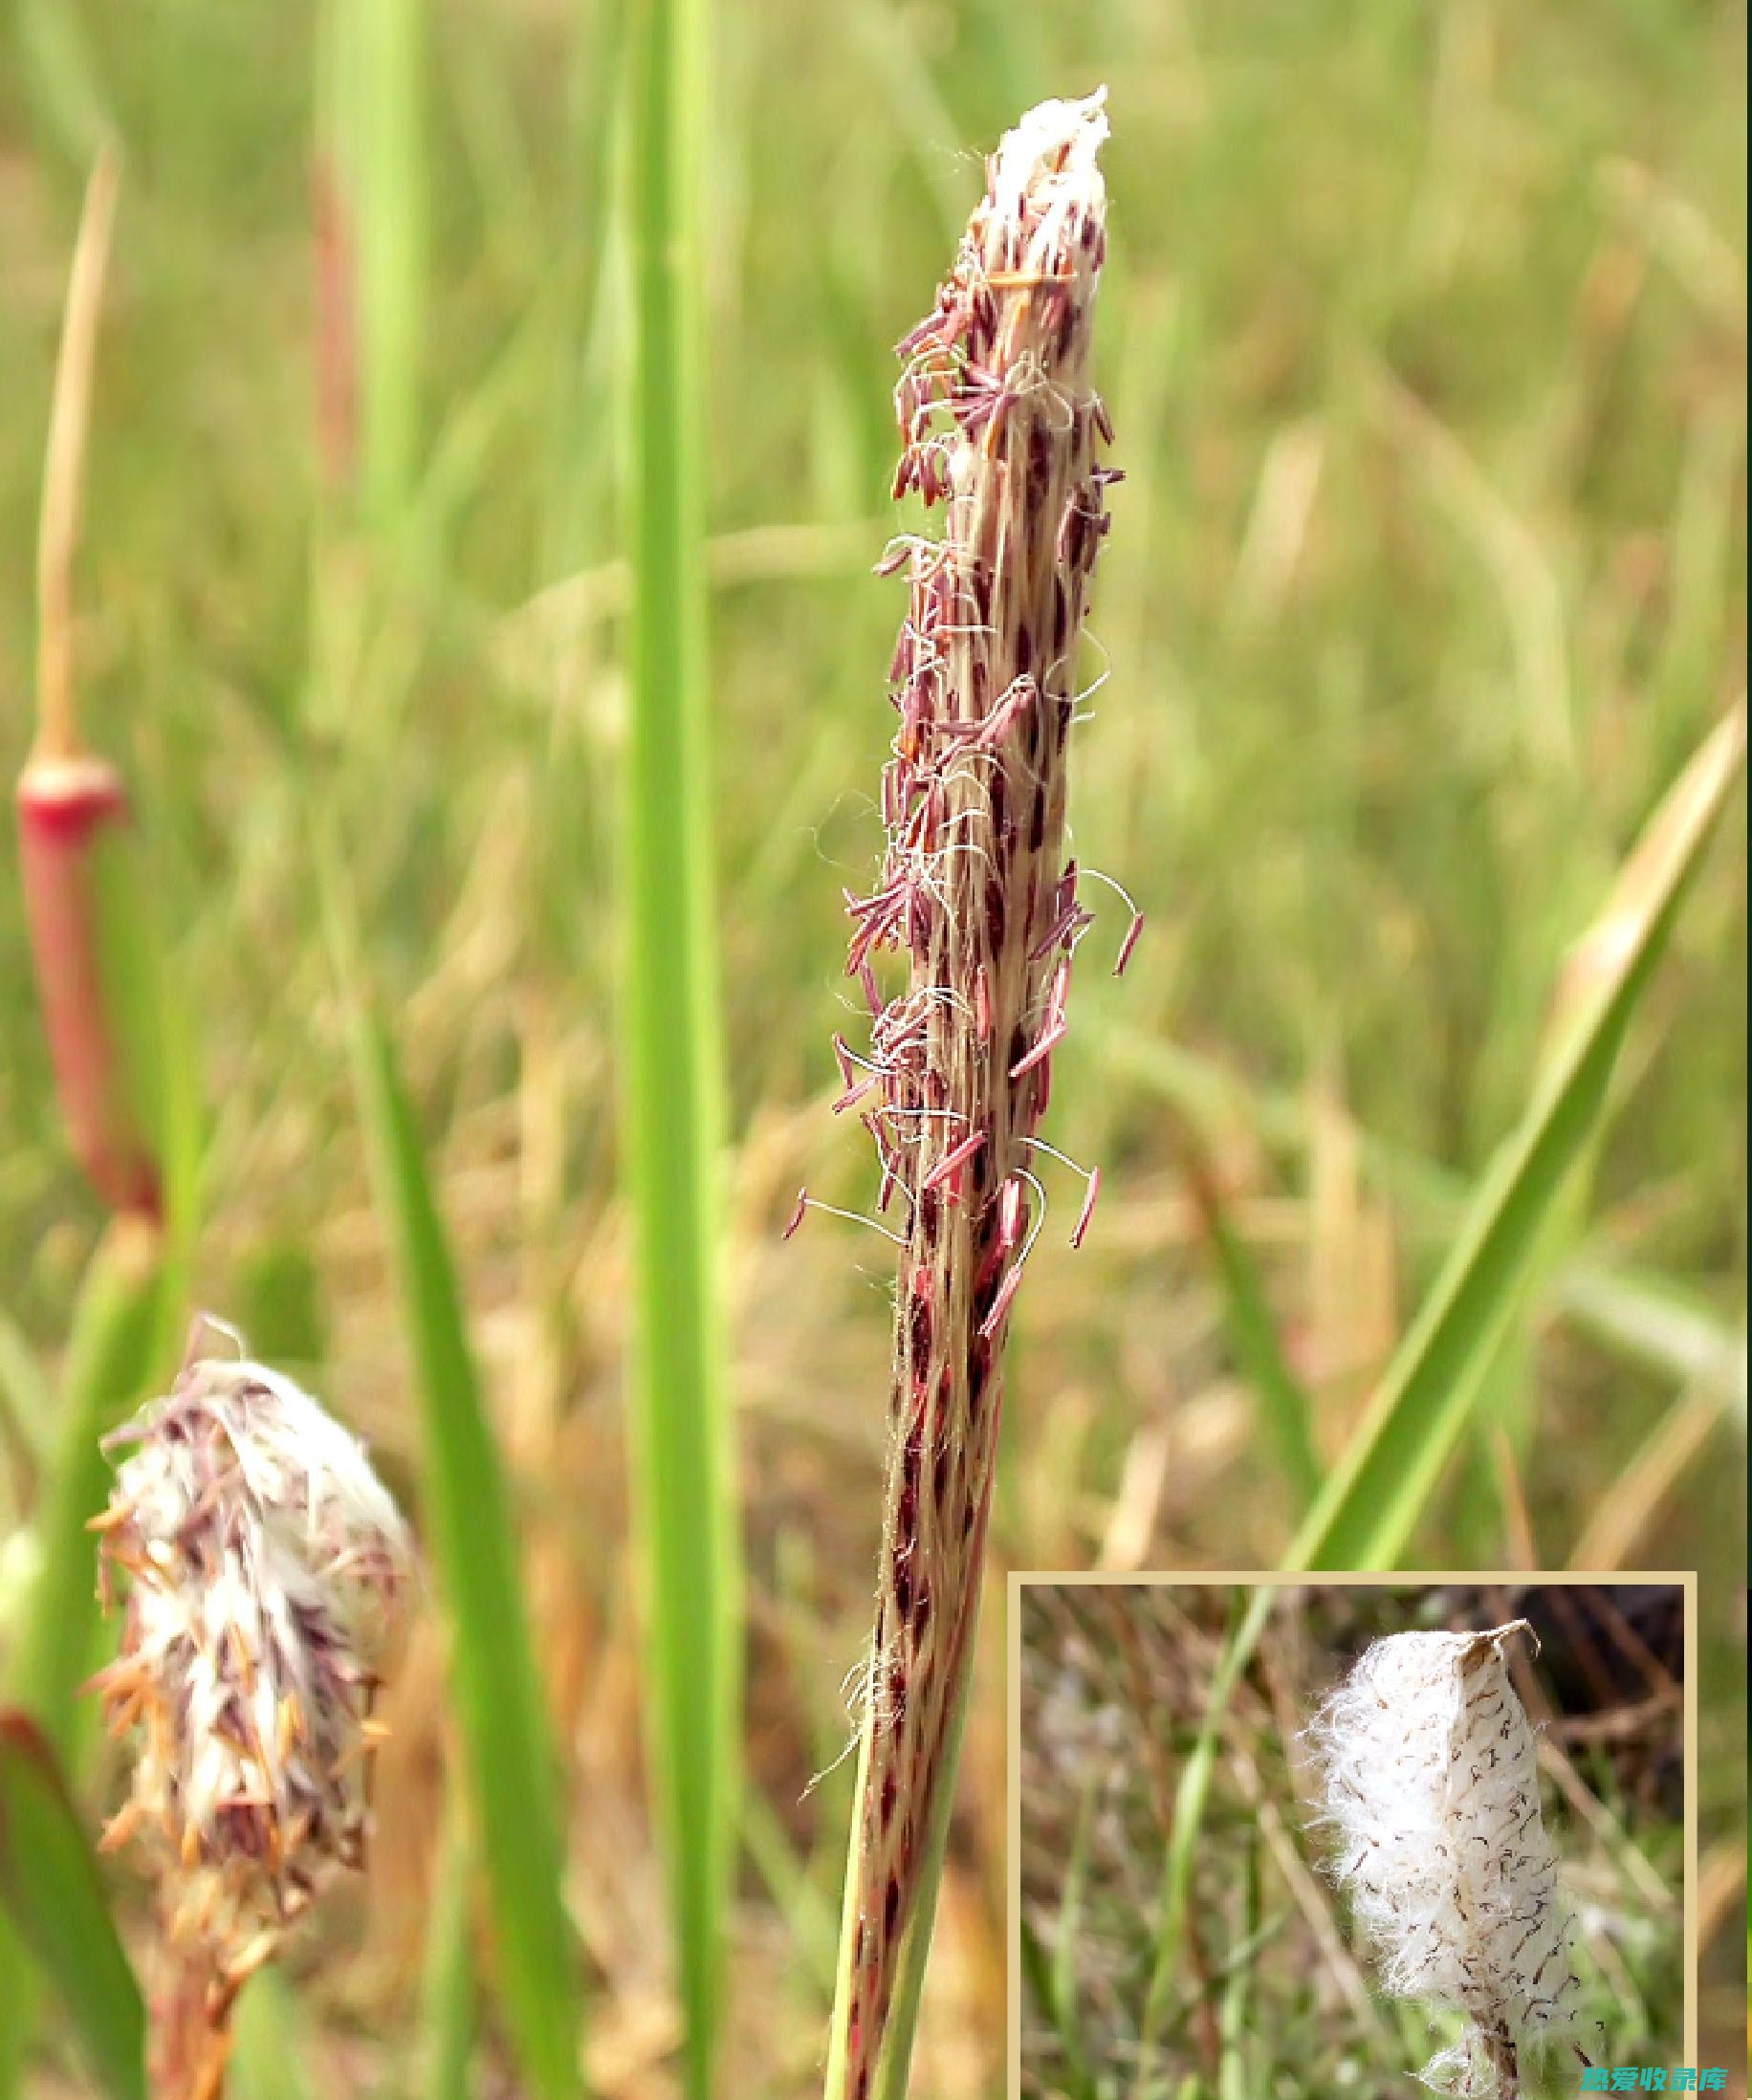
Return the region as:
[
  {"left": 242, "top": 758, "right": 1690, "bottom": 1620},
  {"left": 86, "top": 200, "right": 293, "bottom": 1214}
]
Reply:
[
  {"left": 1306, "top": 1623, "right": 1586, "bottom": 2098},
  {"left": 92, "top": 1331, "right": 414, "bottom": 2095},
  {"left": 821, "top": 88, "right": 1119, "bottom": 2095}
]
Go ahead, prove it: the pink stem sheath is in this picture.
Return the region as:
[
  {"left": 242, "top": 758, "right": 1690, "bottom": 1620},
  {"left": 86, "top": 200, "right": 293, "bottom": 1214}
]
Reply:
[
  {"left": 20, "top": 149, "right": 161, "bottom": 1221},
  {"left": 16, "top": 758, "right": 161, "bottom": 1221}
]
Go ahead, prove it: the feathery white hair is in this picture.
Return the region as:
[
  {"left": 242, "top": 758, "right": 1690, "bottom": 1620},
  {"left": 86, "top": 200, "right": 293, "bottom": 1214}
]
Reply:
[{"left": 1304, "top": 1622, "right": 1584, "bottom": 2096}]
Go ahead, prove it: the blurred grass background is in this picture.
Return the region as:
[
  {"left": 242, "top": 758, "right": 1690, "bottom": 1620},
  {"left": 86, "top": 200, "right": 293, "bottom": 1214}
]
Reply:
[
  {"left": 0, "top": 2, "right": 1743, "bottom": 2094},
  {"left": 1018, "top": 1583, "right": 1688, "bottom": 2099}
]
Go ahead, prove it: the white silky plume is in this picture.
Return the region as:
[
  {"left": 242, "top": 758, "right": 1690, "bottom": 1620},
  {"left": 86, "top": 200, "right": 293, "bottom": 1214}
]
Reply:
[{"left": 1305, "top": 1624, "right": 1583, "bottom": 2097}]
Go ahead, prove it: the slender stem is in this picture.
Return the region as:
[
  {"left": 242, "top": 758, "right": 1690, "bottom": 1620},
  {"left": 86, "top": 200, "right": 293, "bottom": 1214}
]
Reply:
[
  {"left": 34, "top": 147, "right": 119, "bottom": 766},
  {"left": 149, "top": 1947, "right": 232, "bottom": 2100},
  {"left": 1487, "top": 2023, "right": 1519, "bottom": 2099},
  {"left": 872, "top": 1623, "right": 977, "bottom": 2100}
]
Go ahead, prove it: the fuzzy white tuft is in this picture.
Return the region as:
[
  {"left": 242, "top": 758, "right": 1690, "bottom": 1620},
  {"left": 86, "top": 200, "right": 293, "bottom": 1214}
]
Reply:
[{"left": 1304, "top": 1623, "right": 1584, "bottom": 2097}]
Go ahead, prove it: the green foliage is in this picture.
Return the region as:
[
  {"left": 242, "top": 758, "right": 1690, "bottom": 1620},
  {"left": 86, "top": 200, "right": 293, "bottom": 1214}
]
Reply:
[
  {"left": 230, "top": 1972, "right": 314, "bottom": 2100},
  {"left": 0, "top": 1221, "right": 169, "bottom": 2100},
  {"left": 419, "top": 1803, "right": 477, "bottom": 2100},
  {"left": 11, "top": 0, "right": 109, "bottom": 162},
  {"left": 1189, "top": 1163, "right": 1322, "bottom": 1510},
  {"left": 1137, "top": 1588, "right": 1273, "bottom": 2090},
  {"left": 1, "top": 1220, "right": 164, "bottom": 1761},
  {"left": 318, "top": 0, "right": 427, "bottom": 528},
  {"left": 0, "top": 1715, "right": 144, "bottom": 2100},
  {"left": 621, "top": 0, "right": 742, "bottom": 2090},
  {"left": 1293, "top": 705, "right": 1745, "bottom": 1572},
  {"left": 338, "top": 944, "right": 585, "bottom": 2100}
]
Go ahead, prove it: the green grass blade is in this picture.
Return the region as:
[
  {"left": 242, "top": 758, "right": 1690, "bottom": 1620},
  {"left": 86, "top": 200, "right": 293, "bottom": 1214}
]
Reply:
[
  {"left": 0, "top": 1316, "right": 51, "bottom": 1500},
  {"left": 1020, "top": 1767, "right": 1101, "bottom": 2100},
  {"left": 621, "top": 0, "right": 740, "bottom": 2090},
  {"left": 0, "top": 1930, "right": 28, "bottom": 2100},
  {"left": 1018, "top": 1916, "right": 1097, "bottom": 2100},
  {"left": 318, "top": 0, "right": 426, "bottom": 527},
  {"left": 76, "top": 781, "right": 203, "bottom": 1366},
  {"left": 1216, "top": 1837, "right": 1257, "bottom": 2100},
  {"left": 0, "top": 1713, "right": 144, "bottom": 2100},
  {"left": 3, "top": 1218, "right": 165, "bottom": 1763},
  {"left": 1050, "top": 1769, "right": 1099, "bottom": 2032},
  {"left": 741, "top": 1789, "right": 838, "bottom": 1998},
  {"left": 13, "top": 0, "right": 109, "bottom": 162},
  {"left": 1016, "top": 1916, "right": 1054, "bottom": 2036},
  {"left": 420, "top": 1796, "right": 476, "bottom": 2100},
  {"left": 1291, "top": 700, "right": 1746, "bottom": 1571},
  {"left": 821, "top": 1727, "right": 876, "bottom": 2100},
  {"left": 332, "top": 940, "right": 584, "bottom": 2100},
  {"left": 1185, "top": 1157, "right": 1321, "bottom": 1510},
  {"left": 1135, "top": 1588, "right": 1273, "bottom": 2099},
  {"left": 229, "top": 1972, "right": 312, "bottom": 2100}
]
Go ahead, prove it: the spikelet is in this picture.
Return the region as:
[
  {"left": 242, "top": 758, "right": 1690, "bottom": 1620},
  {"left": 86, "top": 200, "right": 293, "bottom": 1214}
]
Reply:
[
  {"left": 1304, "top": 1623, "right": 1586, "bottom": 2097},
  {"left": 92, "top": 1335, "right": 413, "bottom": 2000},
  {"left": 825, "top": 89, "right": 1119, "bottom": 2094}
]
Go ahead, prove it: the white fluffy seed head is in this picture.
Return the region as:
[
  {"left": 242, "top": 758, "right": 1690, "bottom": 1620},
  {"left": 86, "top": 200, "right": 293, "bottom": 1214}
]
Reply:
[
  {"left": 93, "top": 1344, "right": 414, "bottom": 1979},
  {"left": 1304, "top": 1624, "right": 1584, "bottom": 2096}
]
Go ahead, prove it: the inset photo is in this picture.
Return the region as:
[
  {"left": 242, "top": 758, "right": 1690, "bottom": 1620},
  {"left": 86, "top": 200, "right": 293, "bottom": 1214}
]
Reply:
[{"left": 1012, "top": 1578, "right": 1695, "bottom": 2100}]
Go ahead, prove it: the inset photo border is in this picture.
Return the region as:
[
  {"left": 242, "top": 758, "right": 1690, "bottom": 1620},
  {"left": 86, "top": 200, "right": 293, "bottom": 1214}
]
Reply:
[{"left": 1007, "top": 1573, "right": 1698, "bottom": 2100}]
